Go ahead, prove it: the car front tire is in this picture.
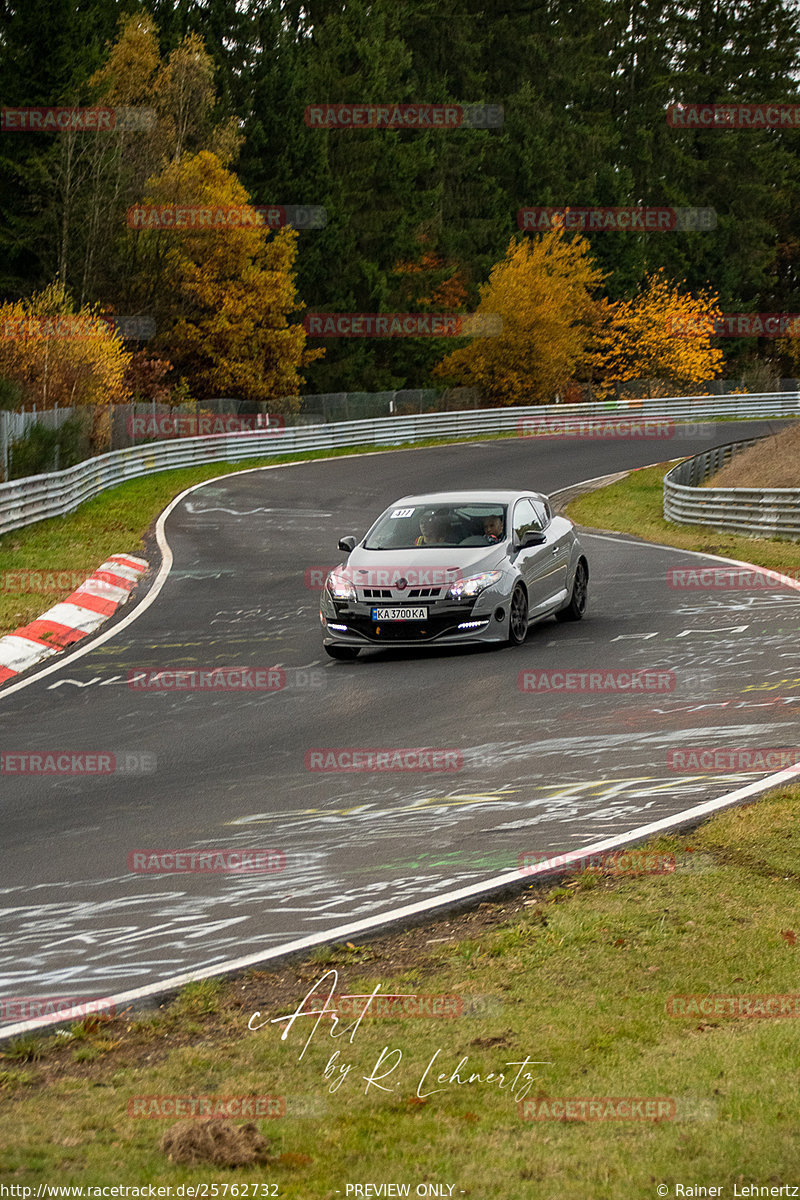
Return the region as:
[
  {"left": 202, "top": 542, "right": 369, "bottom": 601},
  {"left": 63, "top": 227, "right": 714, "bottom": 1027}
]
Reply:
[{"left": 507, "top": 583, "right": 529, "bottom": 645}]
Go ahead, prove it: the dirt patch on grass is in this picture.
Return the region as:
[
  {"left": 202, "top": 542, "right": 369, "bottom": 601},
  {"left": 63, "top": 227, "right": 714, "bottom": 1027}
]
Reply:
[
  {"left": 161, "top": 1120, "right": 272, "bottom": 1167},
  {"left": 706, "top": 422, "right": 800, "bottom": 488}
]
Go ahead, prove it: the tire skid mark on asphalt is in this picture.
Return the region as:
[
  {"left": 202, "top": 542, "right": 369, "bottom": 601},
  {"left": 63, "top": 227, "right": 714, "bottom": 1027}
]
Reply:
[
  {"left": 0, "top": 768, "right": 756, "bottom": 993},
  {"left": 222, "top": 767, "right": 762, "bottom": 833}
]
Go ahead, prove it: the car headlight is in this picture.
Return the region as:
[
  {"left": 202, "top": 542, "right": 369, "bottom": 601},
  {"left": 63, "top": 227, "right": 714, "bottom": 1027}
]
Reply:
[
  {"left": 447, "top": 571, "right": 503, "bottom": 600},
  {"left": 326, "top": 569, "right": 356, "bottom": 602}
]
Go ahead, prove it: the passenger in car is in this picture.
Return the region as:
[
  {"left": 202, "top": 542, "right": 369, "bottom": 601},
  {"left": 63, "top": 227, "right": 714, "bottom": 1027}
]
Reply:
[{"left": 483, "top": 514, "right": 504, "bottom": 541}]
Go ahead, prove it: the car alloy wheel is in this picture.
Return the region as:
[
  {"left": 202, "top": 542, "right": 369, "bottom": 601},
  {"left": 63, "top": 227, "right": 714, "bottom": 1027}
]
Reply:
[
  {"left": 508, "top": 583, "right": 529, "bottom": 645},
  {"left": 555, "top": 558, "right": 588, "bottom": 622}
]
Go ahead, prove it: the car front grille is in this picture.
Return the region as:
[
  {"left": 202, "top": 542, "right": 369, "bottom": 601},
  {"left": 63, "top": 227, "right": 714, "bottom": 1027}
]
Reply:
[{"left": 360, "top": 586, "right": 443, "bottom": 600}]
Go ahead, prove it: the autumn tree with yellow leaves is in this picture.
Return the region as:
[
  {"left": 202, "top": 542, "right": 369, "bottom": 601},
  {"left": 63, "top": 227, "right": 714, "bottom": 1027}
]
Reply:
[
  {"left": 89, "top": 15, "right": 320, "bottom": 404},
  {"left": 591, "top": 270, "right": 724, "bottom": 397},
  {"left": 433, "top": 230, "right": 605, "bottom": 406},
  {"left": 434, "top": 233, "right": 724, "bottom": 404},
  {"left": 0, "top": 281, "right": 131, "bottom": 409},
  {"left": 129, "top": 150, "right": 321, "bottom": 403}
]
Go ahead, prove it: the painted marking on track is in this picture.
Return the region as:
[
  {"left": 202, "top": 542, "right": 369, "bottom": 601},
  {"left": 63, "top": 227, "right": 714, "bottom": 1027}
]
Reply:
[
  {"left": 184, "top": 502, "right": 334, "bottom": 517},
  {"left": 224, "top": 787, "right": 522, "bottom": 826},
  {"left": 676, "top": 624, "right": 750, "bottom": 637},
  {"left": 47, "top": 677, "right": 105, "bottom": 689},
  {"left": 744, "top": 678, "right": 800, "bottom": 692},
  {"left": 610, "top": 632, "right": 659, "bottom": 641},
  {"left": 224, "top": 774, "right": 758, "bottom": 832},
  {"left": 4, "top": 443, "right": 800, "bottom": 1029}
]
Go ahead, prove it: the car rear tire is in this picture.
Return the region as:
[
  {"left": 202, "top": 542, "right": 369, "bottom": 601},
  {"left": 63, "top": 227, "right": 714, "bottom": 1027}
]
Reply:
[
  {"left": 507, "top": 584, "right": 529, "bottom": 645},
  {"left": 324, "top": 644, "right": 360, "bottom": 660},
  {"left": 555, "top": 558, "right": 588, "bottom": 622}
]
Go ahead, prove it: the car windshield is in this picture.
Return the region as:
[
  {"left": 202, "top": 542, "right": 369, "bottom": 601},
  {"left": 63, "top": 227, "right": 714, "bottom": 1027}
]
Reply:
[{"left": 364, "top": 504, "right": 508, "bottom": 550}]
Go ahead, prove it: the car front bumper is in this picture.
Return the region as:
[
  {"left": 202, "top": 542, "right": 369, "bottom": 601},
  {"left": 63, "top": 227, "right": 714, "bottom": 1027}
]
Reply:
[{"left": 320, "top": 591, "right": 510, "bottom": 647}]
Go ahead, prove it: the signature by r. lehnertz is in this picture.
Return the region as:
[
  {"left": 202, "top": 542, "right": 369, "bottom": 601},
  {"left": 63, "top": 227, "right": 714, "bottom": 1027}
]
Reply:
[{"left": 248, "top": 968, "right": 550, "bottom": 1101}]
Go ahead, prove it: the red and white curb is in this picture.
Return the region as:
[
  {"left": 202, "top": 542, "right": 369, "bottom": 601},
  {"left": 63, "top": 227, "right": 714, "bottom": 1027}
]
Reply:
[{"left": 0, "top": 554, "right": 147, "bottom": 686}]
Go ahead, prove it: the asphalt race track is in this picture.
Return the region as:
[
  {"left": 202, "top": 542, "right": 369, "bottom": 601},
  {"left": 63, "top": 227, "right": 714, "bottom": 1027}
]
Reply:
[{"left": 2, "top": 419, "right": 800, "bottom": 1027}]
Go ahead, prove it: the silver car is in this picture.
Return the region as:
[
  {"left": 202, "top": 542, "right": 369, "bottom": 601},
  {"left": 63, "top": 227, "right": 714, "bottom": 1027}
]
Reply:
[{"left": 320, "top": 490, "right": 589, "bottom": 659}]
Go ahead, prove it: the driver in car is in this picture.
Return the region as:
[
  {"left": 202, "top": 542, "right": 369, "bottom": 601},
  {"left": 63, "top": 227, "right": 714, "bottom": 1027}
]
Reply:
[{"left": 416, "top": 513, "right": 449, "bottom": 545}]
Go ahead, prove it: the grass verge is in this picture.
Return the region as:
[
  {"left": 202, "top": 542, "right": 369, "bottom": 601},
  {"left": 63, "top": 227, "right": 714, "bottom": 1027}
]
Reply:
[
  {"left": 566, "top": 461, "right": 800, "bottom": 573},
  {"left": 2, "top": 787, "right": 800, "bottom": 1194}
]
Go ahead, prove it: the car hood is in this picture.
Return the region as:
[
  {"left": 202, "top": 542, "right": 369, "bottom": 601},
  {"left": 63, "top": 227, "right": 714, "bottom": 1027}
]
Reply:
[{"left": 345, "top": 544, "right": 508, "bottom": 577}]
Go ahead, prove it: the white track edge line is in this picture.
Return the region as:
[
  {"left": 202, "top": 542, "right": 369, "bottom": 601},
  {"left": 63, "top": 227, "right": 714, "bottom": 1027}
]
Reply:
[{"left": 3, "top": 762, "right": 800, "bottom": 1040}]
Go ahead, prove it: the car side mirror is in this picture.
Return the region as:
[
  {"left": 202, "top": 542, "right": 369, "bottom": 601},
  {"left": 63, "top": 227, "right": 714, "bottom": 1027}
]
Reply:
[
  {"left": 520, "top": 529, "right": 547, "bottom": 547},
  {"left": 338, "top": 536, "right": 357, "bottom": 552}
]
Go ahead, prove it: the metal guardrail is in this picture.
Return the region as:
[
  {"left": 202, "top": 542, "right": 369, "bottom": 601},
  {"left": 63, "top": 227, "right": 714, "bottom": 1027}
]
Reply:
[
  {"left": 2, "top": 391, "right": 799, "bottom": 537},
  {"left": 663, "top": 437, "right": 800, "bottom": 539}
]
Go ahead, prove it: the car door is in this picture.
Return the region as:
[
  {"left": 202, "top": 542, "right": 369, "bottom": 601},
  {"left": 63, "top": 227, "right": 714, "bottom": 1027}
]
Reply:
[
  {"left": 511, "top": 498, "right": 555, "bottom": 611},
  {"left": 532, "top": 499, "right": 570, "bottom": 601}
]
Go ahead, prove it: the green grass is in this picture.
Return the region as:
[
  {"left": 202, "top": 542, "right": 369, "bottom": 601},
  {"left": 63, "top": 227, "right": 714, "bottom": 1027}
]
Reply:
[
  {"left": 567, "top": 461, "right": 800, "bottom": 573},
  {"left": 2, "top": 789, "right": 800, "bottom": 1194},
  {"left": 172, "top": 979, "right": 227, "bottom": 1018}
]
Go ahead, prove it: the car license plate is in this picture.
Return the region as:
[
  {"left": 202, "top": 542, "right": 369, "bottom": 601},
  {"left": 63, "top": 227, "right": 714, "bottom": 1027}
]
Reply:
[{"left": 371, "top": 607, "right": 427, "bottom": 621}]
